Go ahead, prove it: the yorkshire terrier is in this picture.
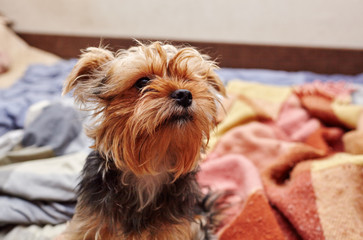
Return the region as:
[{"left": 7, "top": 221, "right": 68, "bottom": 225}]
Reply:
[{"left": 61, "top": 41, "right": 225, "bottom": 240}]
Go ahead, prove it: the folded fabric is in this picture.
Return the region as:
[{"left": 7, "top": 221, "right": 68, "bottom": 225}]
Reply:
[
  {"left": 21, "top": 102, "right": 84, "bottom": 156},
  {"left": 0, "top": 99, "right": 92, "bottom": 166},
  {"left": 0, "top": 151, "right": 87, "bottom": 226},
  {"left": 0, "top": 223, "right": 67, "bottom": 240},
  {"left": 0, "top": 59, "right": 76, "bottom": 136},
  {"left": 197, "top": 80, "right": 363, "bottom": 239},
  {"left": 0, "top": 196, "right": 75, "bottom": 226},
  {"left": 217, "top": 69, "right": 363, "bottom": 107},
  {"left": 0, "top": 146, "right": 54, "bottom": 166},
  {"left": 209, "top": 81, "right": 291, "bottom": 149},
  {"left": 0, "top": 130, "right": 23, "bottom": 159}
]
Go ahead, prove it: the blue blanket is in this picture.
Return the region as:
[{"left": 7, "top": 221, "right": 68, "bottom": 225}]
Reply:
[{"left": 0, "top": 59, "right": 77, "bottom": 136}]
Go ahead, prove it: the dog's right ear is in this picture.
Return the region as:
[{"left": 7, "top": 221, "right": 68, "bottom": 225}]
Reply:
[{"left": 62, "top": 47, "right": 114, "bottom": 96}]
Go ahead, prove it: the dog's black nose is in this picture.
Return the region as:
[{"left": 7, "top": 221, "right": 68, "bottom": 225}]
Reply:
[{"left": 171, "top": 89, "right": 192, "bottom": 107}]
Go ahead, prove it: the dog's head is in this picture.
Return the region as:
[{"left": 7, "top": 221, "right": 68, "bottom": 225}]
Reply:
[{"left": 63, "top": 42, "right": 225, "bottom": 178}]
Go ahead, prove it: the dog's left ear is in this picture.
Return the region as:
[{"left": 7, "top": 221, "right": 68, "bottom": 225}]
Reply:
[{"left": 62, "top": 47, "right": 114, "bottom": 96}]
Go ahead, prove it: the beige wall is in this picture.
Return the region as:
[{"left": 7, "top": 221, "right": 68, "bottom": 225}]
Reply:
[{"left": 1, "top": 0, "right": 363, "bottom": 49}]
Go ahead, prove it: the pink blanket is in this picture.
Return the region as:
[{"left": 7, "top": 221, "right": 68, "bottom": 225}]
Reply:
[{"left": 197, "top": 80, "right": 363, "bottom": 239}]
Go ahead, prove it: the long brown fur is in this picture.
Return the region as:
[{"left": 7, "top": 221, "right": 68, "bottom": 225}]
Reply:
[{"left": 61, "top": 41, "right": 225, "bottom": 240}]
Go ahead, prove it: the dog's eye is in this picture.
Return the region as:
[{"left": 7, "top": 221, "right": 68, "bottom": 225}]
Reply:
[{"left": 135, "top": 77, "right": 151, "bottom": 90}]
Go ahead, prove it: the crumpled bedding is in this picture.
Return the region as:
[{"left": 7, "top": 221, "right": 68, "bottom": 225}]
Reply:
[
  {"left": 198, "top": 80, "right": 363, "bottom": 239},
  {"left": 0, "top": 98, "right": 90, "bottom": 240},
  {"left": 217, "top": 68, "right": 363, "bottom": 107},
  {"left": 0, "top": 151, "right": 85, "bottom": 225},
  {"left": 0, "top": 60, "right": 362, "bottom": 239},
  {"left": 0, "top": 59, "right": 77, "bottom": 136}
]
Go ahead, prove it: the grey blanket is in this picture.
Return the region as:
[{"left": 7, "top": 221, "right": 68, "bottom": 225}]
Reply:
[
  {"left": 0, "top": 60, "right": 77, "bottom": 136},
  {"left": 0, "top": 151, "right": 87, "bottom": 226},
  {"left": 0, "top": 99, "right": 91, "bottom": 240}
]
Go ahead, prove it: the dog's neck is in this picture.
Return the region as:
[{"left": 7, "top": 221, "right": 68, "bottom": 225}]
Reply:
[
  {"left": 131, "top": 171, "right": 172, "bottom": 210},
  {"left": 120, "top": 151, "right": 199, "bottom": 209},
  {"left": 78, "top": 151, "right": 201, "bottom": 236}
]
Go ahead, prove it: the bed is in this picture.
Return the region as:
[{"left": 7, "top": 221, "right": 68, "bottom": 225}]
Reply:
[{"left": 0, "top": 20, "right": 362, "bottom": 240}]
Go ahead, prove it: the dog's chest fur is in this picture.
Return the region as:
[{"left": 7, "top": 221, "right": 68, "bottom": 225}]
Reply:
[{"left": 78, "top": 151, "right": 203, "bottom": 237}]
